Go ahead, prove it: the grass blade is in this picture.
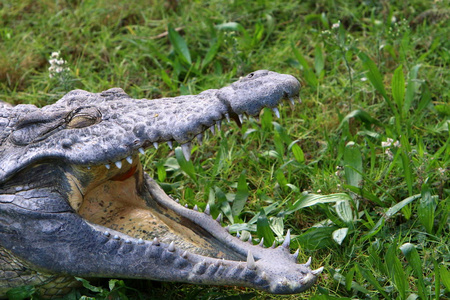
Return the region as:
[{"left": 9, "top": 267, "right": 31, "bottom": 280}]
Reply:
[
  {"left": 284, "top": 193, "right": 352, "bottom": 215},
  {"left": 399, "top": 243, "right": 427, "bottom": 300},
  {"left": 343, "top": 141, "right": 363, "bottom": 188},
  {"left": 358, "top": 52, "right": 389, "bottom": 102},
  {"left": 418, "top": 183, "right": 436, "bottom": 234},
  {"left": 231, "top": 172, "right": 249, "bottom": 216},
  {"left": 174, "top": 147, "right": 197, "bottom": 184},
  {"left": 356, "top": 264, "right": 389, "bottom": 298},
  {"left": 168, "top": 25, "right": 191, "bottom": 65},
  {"left": 392, "top": 65, "right": 405, "bottom": 114},
  {"left": 386, "top": 243, "right": 408, "bottom": 299},
  {"left": 256, "top": 209, "right": 275, "bottom": 247}
]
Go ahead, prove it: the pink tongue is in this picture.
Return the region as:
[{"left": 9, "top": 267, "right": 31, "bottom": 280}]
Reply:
[{"left": 111, "top": 165, "right": 137, "bottom": 181}]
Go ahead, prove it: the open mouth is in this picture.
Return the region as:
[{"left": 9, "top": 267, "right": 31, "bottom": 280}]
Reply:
[
  {"left": 1, "top": 70, "right": 323, "bottom": 295},
  {"left": 65, "top": 103, "right": 322, "bottom": 294}
]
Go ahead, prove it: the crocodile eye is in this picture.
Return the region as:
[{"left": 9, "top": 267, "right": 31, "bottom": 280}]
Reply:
[
  {"left": 67, "top": 107, "right": 102, "bottom": 129},
  {"left": 247, "top": 73, "right": 254, "bottom": 78}
]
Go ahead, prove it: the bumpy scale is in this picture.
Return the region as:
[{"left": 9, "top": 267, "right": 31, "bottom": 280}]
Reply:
[{"left": 0, "top": 70, "right": 323, "bottom": 297}]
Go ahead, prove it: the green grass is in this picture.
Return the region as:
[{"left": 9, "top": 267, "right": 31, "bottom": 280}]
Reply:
[{"left": 1, "top": 0, "right": 449, "bottom": 299}]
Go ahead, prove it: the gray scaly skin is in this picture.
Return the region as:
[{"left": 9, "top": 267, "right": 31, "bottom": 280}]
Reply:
[{"left": 0, "top": 70, "right": 323, "bottom": 297}]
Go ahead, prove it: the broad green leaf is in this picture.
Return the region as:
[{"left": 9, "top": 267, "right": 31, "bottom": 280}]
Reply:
[
  {"left": 168, "top": 25, "right": 191, "bottom": 64},
  {"left": 294, "top": 226, "right": 336, "bottom": 250},
  {"left": 334, "top": 200, "right": 354, "bottom": 226},
  {"left": 418, "top": 183, "right": 436, "bottom": 234},
  {"left": 256, "top": 209, "right": 275, "bottom": 247},
  {"left": 440, "top": 265, "right": 450, "bottom": 291},
  {"left": 215, "top": 21, "right": 245, "bottom": 32},
  {"left": 400, "top": 135, "right": 414, "bottom": 196},
  {"left": 332, "top": 227, "right": 348, "bottom": 245},
  {"left": 399, "top": 243, "right": 427, "bottom": 299},
  {"left": 284, "top": 192, "right": 352, "bottom": 215},
  {"left": 291, "top": 42, "right": 318, "bottom": 87},
  {"left": 314, "top": 44, "right": 324, "bottom": 77},
  {"left": 174, "top": 147, "right": 197, "bottom": 184},
  {"left": 76, "top": 277, "right": 104, "bottom": 293},
  {"left": 343, "top": 142, "right": 363, "bottom": 188},
  {"left": 385, "top": 194, "right": 421, "bottom": 217},
  {"left": 392, "top": 65, "right": 405, "bottom": 112},
  {"left": 386, "top": 244, "right": 407, "bottom": 299},
  {"left": 216, "top": 186, "right": 234, "bottom": 223},
  {"left": 357, "top": 264, "right": 389, "bottom": 298},
  {"left": 338, "top": 109, "right": 384, "bottom": 129},
  {"left": 358, "top": 52, "right": 388, "bottom": 100},
  {"left": 231, "top": 172, "right": 249, "bottom": 216},
  {"left": 201, "top": 38, "right": 221, "bottom": 69},
  {"left": 404, "top": 64, "right": 421, "bottom": 112},
  {"left": 345, "top": 267, "right": 355, "bottom": 291},
  {"left": 289, "top": 141, "right": 305, "bottom": 163}
]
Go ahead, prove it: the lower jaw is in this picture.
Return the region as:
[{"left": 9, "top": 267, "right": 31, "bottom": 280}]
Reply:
[{"left": 77, "top": 165, "right": 244, "bottom": 260}]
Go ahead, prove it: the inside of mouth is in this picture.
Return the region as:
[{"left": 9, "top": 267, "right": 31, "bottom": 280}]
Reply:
[{"left": 74, "top": 154, "right": 242, "bottom": 260}]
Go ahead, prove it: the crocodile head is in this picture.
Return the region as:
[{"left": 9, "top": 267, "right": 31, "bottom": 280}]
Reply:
[{"left": 0, "top": 70, "right": 322, "bottom": 296}]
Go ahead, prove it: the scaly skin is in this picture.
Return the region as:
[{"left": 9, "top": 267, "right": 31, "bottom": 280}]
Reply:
[{"left": 0, "top": 70, "right": 323, "bottom": 297}]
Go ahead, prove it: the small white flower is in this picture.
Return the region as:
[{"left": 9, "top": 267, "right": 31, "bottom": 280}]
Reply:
[
  {"left": 393, "top": 140, "right": 401, "bottom": 148},
  {"left": 382, "top": 138, "right": 392, "bottom": 148},
  {"left": 361, "top": 77, "right": 367, "bottom": 82},
  {"left": 332, "top": 21, "right": 340, "bottom": 29},
  {"left": 51, "top": 52, "right": 60, "bottom": 58}
]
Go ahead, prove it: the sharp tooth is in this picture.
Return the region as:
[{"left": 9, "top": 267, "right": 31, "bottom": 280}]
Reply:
[
  {"left": 103, "top": 231, "right": 110, "bottom": 237},
  {"left": 282, "top": 229, "right": 290, "bottom": 248},
  {"left": 105, "top": 164, "right": 111, "bottom": 169},
  {"left": 238, "top": 114, "right": 244, "bottom": 124},
  {"left": 185, "top": 204, "right": 188, "bottom": 208},
  {"left": 181, "top": 143, "right": 192, "bottom": 161},
  {"left": 115, "top": 161, "right": 122, "bottom": 169},
  {"left": 181, "top": 251, "right": 188, "bottom": 259},
  {"left": 138, "top": 147, "right": 145, "bottom": 155},
  {"left": 209, "top": 125, "right": 215, "bottom": 135},
  {"left": 215, "top": 213, "right": 223, "bottom": 223},
  {"left": 167, "top": 141, "right": 173, "bottom": 149},
  {"left": 225, "top": 113, "right": 231, "bottom": 122},
  {"left": 311, "top": 266, "right": 324, "bottom": 276},
  {"left": 193, "top": 205, "right": 198, "bottom": 211},
  {"left": 137, "top": 238, "right": 144, "bottom": 244},
  {"left": 113, "top": 235, "right": 120, "bottom": 240},
  {"left": 260, "top": 271, "right": 268, "bottom": 281},
  {"left": 87, "top": 166, "right": 91, "bottom": 170},
  {"left": 271, "top": 240, "right": 276, "bottom": 248},
  {"left": 126, "top": 156, "right": 133, "bottom": 164},
  {"left": 289, "top": 97, "right": 295, "bottom": 106},
  {"left": 196, "top": 134, "right": 203, "bottom": 146},
  {"left": 216, "top": 120, "right": 221, "bottom": 131},
  {"left": 272, "top": 107, "right": 280, "bottom": 118},
  {"left": 305, "top": 257, "right": 312, "bottom": 267},
  {"left": 293, "top": 248, "right": 299, "bottom": 261},
  {"left": 298, "top": 96, "right": 302, "bottom": 104},
  {"left": 153, "top": 142, "right": 159, "bottom": 149},
  {"left": 258, "top": 238, "right": 264, "bottom": 247},
  {"left": 152, "top": 237, "right": 160, "bottom": 246},
  {"left": 247, "top": 236, "right": 252, "bottom": 244},
  {"left": 168, "top": 241, "right": 176, "bottom": 252},
  {"left": 236, "top": 231, "right": 240, "bottom": 238},
  {"left": 246, "top": 250, "right": 256, "bottom": 270},
  {"left": 204, "top": 204, "right": 210, "bottom": 215}
]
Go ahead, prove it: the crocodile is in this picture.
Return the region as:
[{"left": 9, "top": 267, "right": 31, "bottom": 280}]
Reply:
[{"left": 0, "top": 70, "right": 323, "bottom": 297}]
